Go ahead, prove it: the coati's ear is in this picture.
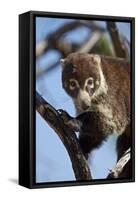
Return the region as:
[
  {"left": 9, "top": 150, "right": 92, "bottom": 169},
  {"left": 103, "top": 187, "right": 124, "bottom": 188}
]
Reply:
[
  {"left": 90, "top": 54, "right": 101, "bottom": 66},
  {"left": 60, "top": 59, "right": 66, "bottom": 70}
]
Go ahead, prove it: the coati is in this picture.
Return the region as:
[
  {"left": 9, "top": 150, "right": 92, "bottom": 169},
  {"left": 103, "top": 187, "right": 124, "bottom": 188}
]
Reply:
[{"left": 60, "top": 53, "right": 131, "bottom": 169}]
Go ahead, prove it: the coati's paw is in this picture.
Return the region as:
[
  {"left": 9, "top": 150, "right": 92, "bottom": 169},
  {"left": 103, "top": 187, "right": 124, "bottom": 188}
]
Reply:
[
  {"left": 58, "top": 109, "right": 82, "bottom": 132},
  {"left": 66, "top": 119, "right": 82, "bottom": 132},
  {"left": 58, "top": 109, "right": 72, "bottom": 123}
]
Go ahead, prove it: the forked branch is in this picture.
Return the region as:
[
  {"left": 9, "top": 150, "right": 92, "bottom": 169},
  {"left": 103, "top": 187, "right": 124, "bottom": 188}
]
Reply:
[{"left": 36, "top": 91, "right": 92, "bottom": 180}]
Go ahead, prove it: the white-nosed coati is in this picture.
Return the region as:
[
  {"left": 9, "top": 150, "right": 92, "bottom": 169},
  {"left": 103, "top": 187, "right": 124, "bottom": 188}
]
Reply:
[{"left": 60, "top": 53, "right": 131, "bottom": 177}]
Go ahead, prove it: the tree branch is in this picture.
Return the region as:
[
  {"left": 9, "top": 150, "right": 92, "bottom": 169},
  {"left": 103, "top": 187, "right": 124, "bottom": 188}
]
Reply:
[
  {"left": 36, "top": 91, "right": 92, "bottom": 180},
  {"left": 107, "top": 22, "right": 128, "bottom": 58},
  {"left": 36, "top": 21, "right": 106, "bottom": 58},
  {"left": 107, "top": 148, "right": 131, "bottom": 179},
  {"left": 36, "top": 91, "right": 131, "bottom": 180},
  {"left": 78, "top": 31, "right": 103, "bottom": 53},
  {"left": 36, "top": 60, "right": 60, "bottom": 79}
]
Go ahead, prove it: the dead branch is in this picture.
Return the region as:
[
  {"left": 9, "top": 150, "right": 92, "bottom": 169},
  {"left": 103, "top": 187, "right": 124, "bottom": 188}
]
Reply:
[
  {"left": 78, "top": 31, "right": 103, "bottom": 53},
  {"left": 107, "top": 148, "right": 131, "bottom": 179},
  {"left": 53, "top": 41, "right": 80, "bottom": 57},
  {"left": 107, "top": 21, "right": 128, "bottom": 58},
  {"left": 36, "top": 91, "right": 92, "bottom": 180},
  {"left": 50, "top": 20, "right": 105, "bottom": 40},
  {"left": 36, "top": 20, "right": 106, "bottom": 58},
  {"left": 36, "top": 60, "right": 60, "bottom": 78}
]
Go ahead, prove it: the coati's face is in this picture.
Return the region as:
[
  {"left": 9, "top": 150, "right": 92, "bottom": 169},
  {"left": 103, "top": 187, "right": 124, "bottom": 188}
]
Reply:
[{"left": 61, "top": 53, "right": 107, "bottom": 112}]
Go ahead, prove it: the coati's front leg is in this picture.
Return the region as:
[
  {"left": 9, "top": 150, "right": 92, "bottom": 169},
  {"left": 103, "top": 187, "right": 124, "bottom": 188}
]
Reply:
[
  {"left": 78, "top": 112, "right": 108, "bottom": 159},
  {"left": 58, "top": 109, "right": 88, "bottom": 157},
  {"left": 58, "top": 109, "right": 108, "bottom": 159}
]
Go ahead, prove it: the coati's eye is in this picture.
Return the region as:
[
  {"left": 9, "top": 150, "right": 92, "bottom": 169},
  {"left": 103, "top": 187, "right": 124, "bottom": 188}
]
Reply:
[
  {"left": 85, "top": 77, "right": 94, "bottom": 89},
  {"left": 86, "top": 77, "right": 94, "bottom": 86},
  {"left": 69, "top": 79, "right": 79, "bottom": 90},
  {"left": 87, "top": 79, "right": 93, "bottom": 85}
]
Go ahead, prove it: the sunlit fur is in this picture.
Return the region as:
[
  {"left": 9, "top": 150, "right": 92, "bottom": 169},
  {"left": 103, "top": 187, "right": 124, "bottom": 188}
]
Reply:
[{"left": 61, "top": 53, "right": 131, "bottom": 177}]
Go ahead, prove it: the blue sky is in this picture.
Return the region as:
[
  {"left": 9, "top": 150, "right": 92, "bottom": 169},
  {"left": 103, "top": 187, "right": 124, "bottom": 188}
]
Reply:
[{"left": 36, "top": 17, "right": 130, "bottom": 183}]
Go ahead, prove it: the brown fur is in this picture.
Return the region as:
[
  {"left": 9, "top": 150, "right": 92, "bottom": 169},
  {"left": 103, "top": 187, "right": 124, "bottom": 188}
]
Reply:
[
  {"left": 100, "top": 55, "right": 130, "bottom": 134},
  {"left": 61, "top": 53, "right": 131, "bottom": 175}
]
